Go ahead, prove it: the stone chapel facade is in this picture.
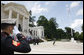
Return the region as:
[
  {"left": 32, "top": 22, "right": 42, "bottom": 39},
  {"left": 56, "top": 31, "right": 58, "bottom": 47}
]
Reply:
[{"left": 1, "top": 2, "right": 44, "bottom": 39}]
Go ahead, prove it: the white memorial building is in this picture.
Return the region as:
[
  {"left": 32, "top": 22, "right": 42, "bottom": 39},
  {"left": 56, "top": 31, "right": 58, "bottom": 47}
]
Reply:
[{"left": 1, "top": 2, "right": 44, "bottom": 39}]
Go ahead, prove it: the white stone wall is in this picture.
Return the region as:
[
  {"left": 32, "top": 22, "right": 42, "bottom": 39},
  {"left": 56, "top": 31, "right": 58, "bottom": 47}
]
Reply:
[
  {"left": 28, "top": 26, "right": 44, "bottom": 39},
  {"left": 1, "top": 5, "right": 9, "bottom": 19}
]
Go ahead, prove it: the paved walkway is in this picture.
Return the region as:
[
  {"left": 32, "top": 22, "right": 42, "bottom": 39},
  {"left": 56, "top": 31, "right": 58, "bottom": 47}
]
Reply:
[{"left": 14, "top": 41, "right": 83, "bottom": 54}]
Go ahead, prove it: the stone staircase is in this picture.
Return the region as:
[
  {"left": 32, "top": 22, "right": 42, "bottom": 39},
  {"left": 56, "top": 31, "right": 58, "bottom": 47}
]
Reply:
[{"left": 40, "top": 38, "right": 47, "bottom": 42}]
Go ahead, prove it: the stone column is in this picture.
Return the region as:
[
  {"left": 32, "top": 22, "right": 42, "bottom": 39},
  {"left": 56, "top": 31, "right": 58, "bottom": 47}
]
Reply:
[
  {"left": 9, "top": 10, "right": 12, "bottom": 19},
  {"left": 37, "top": 31, "right": 38, "bottom": 38},
  {"left": 36, "top": 31, "right": 37, "bottom": 36},
  {"left": 34, "top": 30, "right": 35, "bottom": 38},
  {"left": 36, "top": 31, "right": 37, "bottom": 38},
  {"left": 28, "top": 17, "right": 29, "bottom": 27},
  {"left": 32, "top": 30, "right": 34, "bottom": 38},
  {"left": 16, "top": 13, "right": 19, "bottom": 28},
  {"left": 43, "top": 28, "right": 44, "bottom": 38},
  {"left": 42, "top": 28, "right": 44, "bottom": 38},
  {"left": 43, "top": 30, "right": 44, "bottom": 37},
  {"left": 22, "top": 16, "right": 25, "bottom": 32},
  {"left": 35, "top": 30, "right": 36, "bottom": 38},
  {"left": 27, "top": 17, "right": 29, "bottom": 35}
]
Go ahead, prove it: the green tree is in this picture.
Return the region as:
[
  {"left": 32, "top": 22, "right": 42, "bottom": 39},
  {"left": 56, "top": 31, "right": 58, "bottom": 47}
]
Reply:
[
  {"left": 79, "top": 24, "right": 83, "bottom": 41},
  {"left": 48, "top": 17, "right": 58, "bottom": 39},
  {"left": 82, "top": 24, "right": 83, "bottom": 32},
  {"left": 79, "top": 32, "right": 83, "bottom": 42},
  {"left": 49, "top": 17, "right": 58, "bottom": 27},
  {"left": 80, "top": 32, "right": 83, "bottom": 40},
  {"left": 37, "top": 15, "right": 48, "bottom": 26},
  {"left": 65, "top": 27, "right": 75, "bottom": 39},
  {"left": 74, "top": 32, "right": 80, "bottom": 40},
  {"left": 56, "top": 29, "right": 66, "bottom": 39},
  {"left": 37, "top": 16, "right": 58, "bottom": 40},
  {"left": 37, "top": 15, "right": 49, "bottom": 39}
]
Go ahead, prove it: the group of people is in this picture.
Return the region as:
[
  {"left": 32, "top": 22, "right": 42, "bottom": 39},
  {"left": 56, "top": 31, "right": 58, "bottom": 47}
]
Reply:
[
  {"left": 33, "top": 38, "right": 40, "bottom": 45},
  {"left": 28, "top": 31, "right": 40, "bottom": 45},
  {"left": 26, "top": 36, "right": 40, "bottom": 45}
]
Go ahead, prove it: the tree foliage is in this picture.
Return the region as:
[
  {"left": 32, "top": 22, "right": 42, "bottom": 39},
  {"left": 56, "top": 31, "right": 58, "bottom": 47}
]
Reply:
[
  {"left": 56, "top": 29, "right": 66, "bottom": 39},
  {"left": 48, "top": 18, "right": 58, "bottom": 39},
  {"left": 37, "top": 15, "right": 49, "bottom": 39},
  {"left": 37, "top": 15, "right": 83, "bottom": 41},
  {"left": 37, "top": 16, "right": 58, "bottom": 39}
]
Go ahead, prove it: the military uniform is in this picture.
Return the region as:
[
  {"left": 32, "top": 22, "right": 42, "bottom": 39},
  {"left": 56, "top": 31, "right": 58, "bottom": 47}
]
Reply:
[{"left": 1, "top": 19, "right": 31, "bottom": 54}]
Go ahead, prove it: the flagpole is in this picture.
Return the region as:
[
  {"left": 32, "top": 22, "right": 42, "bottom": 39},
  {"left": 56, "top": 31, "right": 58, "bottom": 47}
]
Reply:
[
  {"left": 71, "top": 28, "right": 73, "bottom": 37},
  {"left": 67, "top": 6, "right": 74, "bottom": 42}
]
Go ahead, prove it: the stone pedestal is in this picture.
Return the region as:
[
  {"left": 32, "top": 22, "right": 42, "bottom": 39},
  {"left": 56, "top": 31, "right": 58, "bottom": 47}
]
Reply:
[{"left": 70, "top": 38, "right": 76, "bottom": 43}]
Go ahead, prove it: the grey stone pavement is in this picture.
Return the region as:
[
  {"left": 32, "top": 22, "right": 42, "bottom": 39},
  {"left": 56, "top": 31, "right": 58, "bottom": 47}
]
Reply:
[{"left": 14, "top": 41, "right": 83, "bottom": 54}]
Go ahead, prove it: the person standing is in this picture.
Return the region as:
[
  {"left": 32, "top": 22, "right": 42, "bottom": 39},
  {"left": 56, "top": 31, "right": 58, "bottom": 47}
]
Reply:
[
  {"left": 53, "top": 38, "right": 56, "bottom": 45},
  {"left": 1, "top": 19, "right": 31, "bottom": 54}
]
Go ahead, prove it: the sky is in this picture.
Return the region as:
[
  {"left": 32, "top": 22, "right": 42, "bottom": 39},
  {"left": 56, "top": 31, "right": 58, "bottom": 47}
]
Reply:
[{"left": 1, "top": 1, "right": 83, "bottom": 33}]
